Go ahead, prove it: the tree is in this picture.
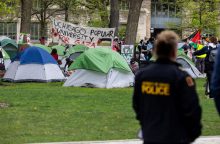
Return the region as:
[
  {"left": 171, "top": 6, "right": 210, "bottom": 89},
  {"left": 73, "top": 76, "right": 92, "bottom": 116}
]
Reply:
[
  {"left": 174, "top": 0, "right": 220, "bottom": 35},
  {"left": 20, "top": 0, "right": 32, "bottom": 34},
  {"left": 32, "top": 0, "right": 64, "bottom": 37},
  {"left": 56, "top": 0, "right": 79, "bottom": 22},
  {"left": 0, "top": 0, "right": 17, "bottom": 15},
  {"left": 82, "top": 0, "right": 110, "bottom": 27},
  {"left": 109, "top": 0, "right": 119, "bottom": 36},
  {"left": 125, "top": 0, "right": 143, "bottom": 45}
]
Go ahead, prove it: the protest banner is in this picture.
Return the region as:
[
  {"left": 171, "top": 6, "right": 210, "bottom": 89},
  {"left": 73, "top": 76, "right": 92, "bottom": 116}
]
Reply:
[
  {"left": 18, "top": 33, "right": 31, "bottom": 44},
  {"left": 121, "top": 45, "right": 134, "bottom": 63},
  {"left": 51, "top": 18, "right": 115, "bottom": 48}
]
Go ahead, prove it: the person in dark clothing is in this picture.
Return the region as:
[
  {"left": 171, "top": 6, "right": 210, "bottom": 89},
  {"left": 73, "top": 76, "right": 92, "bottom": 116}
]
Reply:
[
  {"left": 193, "top": 36, "right": 218, "bottom": 97},
  {"left": 211, "top": 47, "right": 220, "bottom": 115},
  {"left": 182, "top": 39, "right": 191, "bottom": 55},
  {"left": 133, "top": 30, "right": 202, "bottom": 144},
  {"left": 51, "top": 49, "right": 59, "bottom": 61}
]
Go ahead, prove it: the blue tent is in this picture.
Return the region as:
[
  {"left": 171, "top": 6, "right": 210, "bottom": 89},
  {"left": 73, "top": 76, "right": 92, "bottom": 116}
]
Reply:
[
  {"left": 20, "top": 46, "right": 57, "bottom": 65},
  {"left": 3, "top": 46, "right": 65, "bottom": 82}
]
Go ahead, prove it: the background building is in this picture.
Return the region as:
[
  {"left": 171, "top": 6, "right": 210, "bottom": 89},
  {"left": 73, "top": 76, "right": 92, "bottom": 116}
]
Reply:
[
  {"left": 120, "top": 0, "right": 181, "bottom": 41},
  {"left": 0, "top": 0, "right": 216, "bottom": 42}
]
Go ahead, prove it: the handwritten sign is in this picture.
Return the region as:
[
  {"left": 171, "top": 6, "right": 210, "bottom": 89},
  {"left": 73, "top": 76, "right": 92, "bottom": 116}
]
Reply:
[
  {"left": 18, "top": 33, "right": 31, "bottom": 44},
  {"left": 121, "top": 45, "right": 134, "bottom": 63},
  {"left": 51, "top": 18, "right": 115, "bottom": 48}
]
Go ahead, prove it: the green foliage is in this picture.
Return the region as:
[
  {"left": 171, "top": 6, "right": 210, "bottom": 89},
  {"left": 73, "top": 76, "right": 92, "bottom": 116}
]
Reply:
[
  {"left": 82, "top": 0, "right": 110, "bottom": 27},
  {"left": 0, "top": 0, "right": 18, "bottom": 15},
  {"left": 175, "top": 0, "right": 220, "bottom": 33},
  {"left": 119, "top": 25, "right": 126, "bottom": 38},
  {"left": 88, "top": 19, "right": 106, "bottom": 27},
  {"left": 0, "top": 79, "right": 219, "bottom": 143}
]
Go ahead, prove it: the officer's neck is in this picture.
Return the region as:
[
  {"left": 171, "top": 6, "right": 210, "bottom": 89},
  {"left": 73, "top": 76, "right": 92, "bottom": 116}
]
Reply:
[{"left": 157, "top": 56, "right": 176, "bottom": 62}]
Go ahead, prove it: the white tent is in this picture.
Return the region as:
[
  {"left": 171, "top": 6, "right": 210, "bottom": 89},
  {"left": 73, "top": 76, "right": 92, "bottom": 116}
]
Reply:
[
  {"left": 177, "top": 56, "right": 204, "bottom": 78},
  {"left": 3, "top": 47, "right": 65, "bottom": 82},
  {"left": 64, "top": 69, "right": 134, "bottom": 88}
]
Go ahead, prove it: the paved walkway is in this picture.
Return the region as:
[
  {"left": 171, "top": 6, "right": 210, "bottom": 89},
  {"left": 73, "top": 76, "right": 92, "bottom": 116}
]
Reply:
[{"left": 33, "top": 136, "right": 220, "bottom": 144}]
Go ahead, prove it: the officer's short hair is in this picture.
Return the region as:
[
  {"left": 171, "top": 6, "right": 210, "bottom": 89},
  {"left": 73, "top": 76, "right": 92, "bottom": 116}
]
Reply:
[{"left": 155, "top": 30, "right": 179, "bottom": 57}]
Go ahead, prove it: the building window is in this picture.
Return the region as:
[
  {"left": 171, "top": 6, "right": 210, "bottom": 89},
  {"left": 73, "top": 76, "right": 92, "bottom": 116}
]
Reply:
[
  {"left": 152, "top": 0, "right": 179, "bottom": 18},
  {"left": 33, "top": 0, "right": 40, "bottom": 9},
  {"left": 0, "top": 22, "right": 17, "bottom": 39},
  {"left": 30, "top": 23, "right": 40, "bottom": 40},
  {"left": 119, "top": 0, "right": 129, "bottom": 10}
]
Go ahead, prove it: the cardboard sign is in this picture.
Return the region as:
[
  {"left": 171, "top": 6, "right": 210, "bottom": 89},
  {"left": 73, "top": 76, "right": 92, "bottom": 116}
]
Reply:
[
  {"left": 121, "top": 45, "right": 134, "bottom": 63},
  {"left": 51, "top": 18, "right": 115, "bottom": 48},
  {"left": 18, "top": 33, "right": 31, "bottom": 44}
]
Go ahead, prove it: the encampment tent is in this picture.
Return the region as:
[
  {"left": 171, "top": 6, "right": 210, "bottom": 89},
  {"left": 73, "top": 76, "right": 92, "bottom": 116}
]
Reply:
[
  {"left": 0, "top": 36, "right": 11, "bottom": 41},
  {"left": 51, "top": 45, "right": 66, "bottom": 56},
  {"left": 65, "top": 45, "right": 89, "bottom": 60},
  {"left": 177, "top": 50, "right": 204, "bottom": 78},
  {"left": 3, "top": 46, "right": 65, "bottom": 82},
  {"left": 33, "top": 44, "right": 52, "bottom": 53},
  {"left": 64, "top": 48, "right": 134, "bottom": 88},
  {"left": 1, "top": 48, "right": 11, "bottom": 69},
  {"left": 60, "top": 45, "right": 89, "bottom": 69},
  {"left": 1, "top": 39, "right": 18, "bottom": 58}
]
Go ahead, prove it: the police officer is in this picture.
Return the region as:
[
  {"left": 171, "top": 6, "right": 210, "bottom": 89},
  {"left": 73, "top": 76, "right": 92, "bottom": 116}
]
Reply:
[{"left": 133, "top": 31, "right": 202, "bottom": 144}]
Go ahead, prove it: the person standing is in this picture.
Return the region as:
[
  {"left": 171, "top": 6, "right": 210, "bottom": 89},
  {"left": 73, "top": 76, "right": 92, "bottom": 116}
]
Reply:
[
  {"left": 51, "top": 49, "right": 59, "bottom": 61},
  {"left": 211, "top": 46, "right": 220, "bottom": 115},
  {"left": 193, "top": 36, "right": 218, "bottom": 97},
  {"left": 0, "top": 48, "right": 5, "bottom": 77},
  {"left": 133, "top": 31, "right": 202, "bottom": 144}
]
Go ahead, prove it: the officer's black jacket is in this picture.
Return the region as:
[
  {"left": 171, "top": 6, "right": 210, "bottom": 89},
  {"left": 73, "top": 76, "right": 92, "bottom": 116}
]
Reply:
[{"left": 133, "top": 58, "right": 202, "bottom": 143}]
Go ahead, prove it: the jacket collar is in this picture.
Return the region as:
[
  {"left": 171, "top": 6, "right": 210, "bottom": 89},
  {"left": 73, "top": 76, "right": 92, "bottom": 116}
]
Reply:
[{"left": 156, "top": 58, "right": 181, "bottom": 67}]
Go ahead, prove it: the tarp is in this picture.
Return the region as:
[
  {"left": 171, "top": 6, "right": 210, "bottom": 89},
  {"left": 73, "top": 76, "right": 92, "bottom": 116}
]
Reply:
[
  {"left": 33, "top": 44, "right": 52, "bottom": 53},
  {"left": 69, "top": 48, "right": 131, "bottom": 73},
  {"left": 51, "top": 45, "right": 66, "bottom": 56},
  {"left": 20, "top": 47, "right": 57, "bottom": 65}
]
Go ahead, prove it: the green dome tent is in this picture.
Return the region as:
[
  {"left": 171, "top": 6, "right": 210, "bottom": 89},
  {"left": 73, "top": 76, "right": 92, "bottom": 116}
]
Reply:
[
  {"left": 1, "top": 39, "right": 18, "bottom": 58},
  {"left": 1, "top": 48, "right": 11, "bottom": 69},
  {"left": 51, "top": 45, "right": 66, "bottom": 56},
  {"left": 69, "top": 44, "right": 89, "bottom": 53},
  {"left": 64, "top": 48, "right": 134, "bottom": 88},
  {"left": 0, "top": 36, "right": 11, "bottom": 41},
  {"left": 33, "top": 44, "right": 52, "bottom": 53},
  {"left": 2, "top": 49, "right": 10, "bottom": 59},
  {"left": 64, "top": 45, "right": 89, "bottom": 65}
]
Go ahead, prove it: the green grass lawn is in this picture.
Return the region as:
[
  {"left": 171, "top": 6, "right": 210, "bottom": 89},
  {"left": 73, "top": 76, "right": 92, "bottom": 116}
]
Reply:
[{"left": 0, "top": 79, "right": 219, "bottom": 144}]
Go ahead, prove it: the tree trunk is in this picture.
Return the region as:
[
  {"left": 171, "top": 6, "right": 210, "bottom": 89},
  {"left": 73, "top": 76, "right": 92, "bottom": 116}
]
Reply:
[
  {"left": 40, "top": 21, "right": 46, "bottom": 37},
  {"left": 109, "top": 0, "right": 119, "bottom": 36},
  {"left": 20, "top": 0, "right": 32, "bottom": 33},
  {"left": 39, "top": 0, "right": 47, "bottom": 37},
  {"left": 125, "top": 0, "right": 143, "bottom": 45},
  {"left": 64, "top": 6, "right": 69, "bottom": 21}
]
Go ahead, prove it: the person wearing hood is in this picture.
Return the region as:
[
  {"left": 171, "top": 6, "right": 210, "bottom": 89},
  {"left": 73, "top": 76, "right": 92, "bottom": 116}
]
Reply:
[{"left": 193, "top": 36, "right": 218, "bottom": 97}]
